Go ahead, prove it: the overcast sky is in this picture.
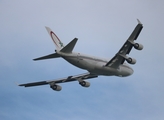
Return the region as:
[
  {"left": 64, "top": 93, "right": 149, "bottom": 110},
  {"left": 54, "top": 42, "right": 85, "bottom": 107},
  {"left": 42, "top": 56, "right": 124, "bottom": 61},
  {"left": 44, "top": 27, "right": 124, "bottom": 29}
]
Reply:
[{"left": 1, "top": 0, "right": 164, "bottom": 120}]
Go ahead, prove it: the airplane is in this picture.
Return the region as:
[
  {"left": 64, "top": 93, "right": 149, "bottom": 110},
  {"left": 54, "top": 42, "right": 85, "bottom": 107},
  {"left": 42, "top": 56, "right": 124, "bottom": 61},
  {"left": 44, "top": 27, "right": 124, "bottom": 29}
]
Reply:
[{"left": 19, "top": 19, "right": 143, "bottom": 91}]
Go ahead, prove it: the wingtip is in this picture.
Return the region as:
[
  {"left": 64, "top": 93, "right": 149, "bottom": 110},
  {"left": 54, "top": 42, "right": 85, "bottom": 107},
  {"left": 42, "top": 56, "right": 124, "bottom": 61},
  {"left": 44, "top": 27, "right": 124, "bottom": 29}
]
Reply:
[
  {"left": 33, "top": 58, "right": 37, "bottom": 61},
  {"left": 137, "top": 19, "right": 142, "bottom": 25},
  {"left": 15, "top": 82, "right": 20, "bottom": 86}
]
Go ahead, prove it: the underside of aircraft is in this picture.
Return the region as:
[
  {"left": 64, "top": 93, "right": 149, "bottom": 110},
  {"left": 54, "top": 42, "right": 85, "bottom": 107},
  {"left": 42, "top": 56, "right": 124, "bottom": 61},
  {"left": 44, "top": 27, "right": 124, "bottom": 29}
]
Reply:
[{"left": 19, "top": 19, "right": 143, "bottom": 91}]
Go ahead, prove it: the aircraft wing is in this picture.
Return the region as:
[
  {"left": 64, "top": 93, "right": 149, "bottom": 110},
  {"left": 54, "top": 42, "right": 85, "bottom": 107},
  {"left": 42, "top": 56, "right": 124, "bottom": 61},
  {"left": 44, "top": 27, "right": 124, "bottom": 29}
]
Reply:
[
  {"left": 105, "top": 19, "right": 143, "bottom": 68},
  {"left": 19, "top": 72, "right": 98, "bottom": 87}
]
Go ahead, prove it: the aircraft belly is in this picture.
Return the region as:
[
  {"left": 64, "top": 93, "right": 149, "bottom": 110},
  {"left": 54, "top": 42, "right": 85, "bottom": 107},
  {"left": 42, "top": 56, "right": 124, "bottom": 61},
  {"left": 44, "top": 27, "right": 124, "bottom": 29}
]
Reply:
[
  {"left": 78, "top": 59, "right": 96, "bottom": 70},
  {"left": 89, "top": 62, "right": 116, "bottom": 76},
  {"left": 63, "top": 55, "right": 132, "bottom": 77},
  {"left": 64, "top": 57, "right": 96, "bottom": 70}
]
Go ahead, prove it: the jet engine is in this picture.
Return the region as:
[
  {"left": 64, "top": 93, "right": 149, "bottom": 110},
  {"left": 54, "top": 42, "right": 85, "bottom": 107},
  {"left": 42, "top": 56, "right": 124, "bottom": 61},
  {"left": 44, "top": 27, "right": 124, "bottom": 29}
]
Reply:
[
  {"left": 79, "top": 81, "right": 90, "bottom": 87},
  {"left": 126, "top": 57, "right": 136, "bottom": 64},
  {"left": 50, "top": 84, "right": 62, "bottom": 91},
  {"left": 134, "top": 43, "right": 143, "bottom": 50}
]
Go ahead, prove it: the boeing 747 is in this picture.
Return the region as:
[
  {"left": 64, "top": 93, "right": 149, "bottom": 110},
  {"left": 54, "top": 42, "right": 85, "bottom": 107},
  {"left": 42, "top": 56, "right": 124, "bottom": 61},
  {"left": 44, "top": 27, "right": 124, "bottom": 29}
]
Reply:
[{"left": 19, "top": 19, "right": 143, "bottom": 91}]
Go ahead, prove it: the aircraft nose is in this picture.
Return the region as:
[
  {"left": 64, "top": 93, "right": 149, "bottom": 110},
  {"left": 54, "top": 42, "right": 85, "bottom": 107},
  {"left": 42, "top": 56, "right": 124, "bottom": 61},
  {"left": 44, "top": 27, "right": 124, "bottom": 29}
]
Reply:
[
  {"left": 123, "top": 67, "right": 134, "bottom": 77},
  {"left": 129, "top": 68, "right": 134, "bottom": 75}
]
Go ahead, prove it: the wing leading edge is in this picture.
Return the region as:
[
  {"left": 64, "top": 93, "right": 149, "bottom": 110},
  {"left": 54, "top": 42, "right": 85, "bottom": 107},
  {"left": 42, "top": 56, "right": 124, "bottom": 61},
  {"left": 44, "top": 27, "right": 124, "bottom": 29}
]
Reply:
[{"left": 105, "top": 19, "right": 143, "bottom": 68}]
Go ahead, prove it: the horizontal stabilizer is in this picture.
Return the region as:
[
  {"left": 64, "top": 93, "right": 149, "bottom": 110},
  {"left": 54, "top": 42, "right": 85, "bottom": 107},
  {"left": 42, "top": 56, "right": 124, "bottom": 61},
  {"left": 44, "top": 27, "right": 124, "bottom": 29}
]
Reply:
[
  {"left": 60, "top": 38, "right": 78, "bottom": 53},
  {"left": 33, "top": 53, "right": 60, "bottom": 61}
]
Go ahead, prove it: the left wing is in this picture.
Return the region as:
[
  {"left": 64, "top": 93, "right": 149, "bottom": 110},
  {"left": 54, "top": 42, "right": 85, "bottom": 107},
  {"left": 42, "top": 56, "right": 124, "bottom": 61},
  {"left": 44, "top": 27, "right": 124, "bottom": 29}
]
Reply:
[
  {"left": 19, "top": 72, "right": 98, "bottom": 91},
  {"left": 105, "top": 19, "right": 143, "bottom": 68}
]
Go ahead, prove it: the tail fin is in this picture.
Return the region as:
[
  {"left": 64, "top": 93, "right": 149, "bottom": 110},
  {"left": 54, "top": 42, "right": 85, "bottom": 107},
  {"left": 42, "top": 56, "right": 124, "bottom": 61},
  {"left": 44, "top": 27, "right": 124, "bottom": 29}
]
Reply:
[
  {"left": 33, "top": 38, "right": 78, "bottom": 61},
  {"left": 33, "top": 27, "right": 78, "bottom": 61},
  {"left": 45, "top": 27, "right": 64, "bottom": 50},
  {"left": 60, "top": 38, "right": 78, "bottom": 53}
]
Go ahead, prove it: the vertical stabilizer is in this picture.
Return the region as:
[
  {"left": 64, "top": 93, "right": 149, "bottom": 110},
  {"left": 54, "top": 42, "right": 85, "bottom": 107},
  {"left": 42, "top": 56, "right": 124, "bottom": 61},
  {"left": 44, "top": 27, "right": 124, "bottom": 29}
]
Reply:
[{"left": 45, "top": 27, "right": 64, "bottom": 50}]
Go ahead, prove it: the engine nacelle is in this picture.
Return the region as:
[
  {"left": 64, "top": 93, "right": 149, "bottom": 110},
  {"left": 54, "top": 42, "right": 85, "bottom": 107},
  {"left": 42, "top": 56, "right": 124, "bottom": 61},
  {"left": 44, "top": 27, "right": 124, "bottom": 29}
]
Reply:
[
  {"left": 134, "top": 43, "right": 143, "bottom": 50},
  {"left": 126, "top": 57, "right": 136, "bottom": 64},
  {"left": 79, "top": 81, "right": 90, "bottom": 87},
  {"left": 50, "top": 85, "right": 62, "bottom": 91}
]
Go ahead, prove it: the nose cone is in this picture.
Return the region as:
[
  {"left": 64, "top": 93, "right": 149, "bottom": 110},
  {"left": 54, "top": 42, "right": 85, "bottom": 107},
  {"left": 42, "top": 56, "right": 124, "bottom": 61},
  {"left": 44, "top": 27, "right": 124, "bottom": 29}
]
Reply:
[
  {"left": 125, "top": 65, "right": 134, "bottom": 76},
  {"left": 120, "top": 65, "right": 134, "bottom": 77},
  {"left": 129, "top": 68, "right": 134, "bottom": 76}
]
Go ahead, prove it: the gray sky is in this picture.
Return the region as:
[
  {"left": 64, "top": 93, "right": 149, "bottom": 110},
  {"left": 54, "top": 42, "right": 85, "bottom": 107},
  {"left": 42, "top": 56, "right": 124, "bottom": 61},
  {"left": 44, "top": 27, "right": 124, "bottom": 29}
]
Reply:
[{"left": 1, "top": 0, "right": 164, "bottom": 120}]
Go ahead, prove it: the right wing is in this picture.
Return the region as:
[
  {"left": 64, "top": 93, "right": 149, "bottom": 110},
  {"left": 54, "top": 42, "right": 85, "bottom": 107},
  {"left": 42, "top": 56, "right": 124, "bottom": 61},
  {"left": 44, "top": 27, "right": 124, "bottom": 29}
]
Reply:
[
  {"left": 105, "top": 19, "right": 143, "bottom": 68},
  {"left": 18, "top": 72, "right": 98, "bottom": 87}
]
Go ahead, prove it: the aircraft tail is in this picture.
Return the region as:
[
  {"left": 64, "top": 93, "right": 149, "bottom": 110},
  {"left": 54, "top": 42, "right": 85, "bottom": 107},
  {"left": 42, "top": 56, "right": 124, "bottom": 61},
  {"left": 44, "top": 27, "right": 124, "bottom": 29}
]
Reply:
[
  {"left": 45, "top": 27, "right": 64, "bottom": 50},
  {"left": 33, "top": 27, "right": 78, "bottom": 61},
  {"left": 33, "top": 53, "right": 61, "bottom": 61},
  {"left": 60, "top": 38, "right": 78, "bottom": 53}
]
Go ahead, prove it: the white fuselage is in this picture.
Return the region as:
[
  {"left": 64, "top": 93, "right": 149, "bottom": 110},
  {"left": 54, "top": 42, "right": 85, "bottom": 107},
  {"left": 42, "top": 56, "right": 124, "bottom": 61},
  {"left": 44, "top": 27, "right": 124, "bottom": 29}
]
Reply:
[{"left": 57, "top": 51, "right": 133, "bottom": 77}]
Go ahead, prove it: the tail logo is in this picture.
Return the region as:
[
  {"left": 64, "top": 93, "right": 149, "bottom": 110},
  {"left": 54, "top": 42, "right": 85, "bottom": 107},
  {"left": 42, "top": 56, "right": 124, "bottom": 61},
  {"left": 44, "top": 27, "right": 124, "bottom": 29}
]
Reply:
[
  {"left": 50, "top": 31, "right": 64, "bottom": 48},
  {"left": 59, "top": 41, "right": 64, "bottom": 47}
]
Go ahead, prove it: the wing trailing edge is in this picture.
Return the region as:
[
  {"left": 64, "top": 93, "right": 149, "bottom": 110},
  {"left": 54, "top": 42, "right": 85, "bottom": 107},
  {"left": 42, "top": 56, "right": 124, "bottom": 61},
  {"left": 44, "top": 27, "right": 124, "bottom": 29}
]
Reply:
[{"left": 18, "top": 72, "right": 98, "bottom": 87}]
